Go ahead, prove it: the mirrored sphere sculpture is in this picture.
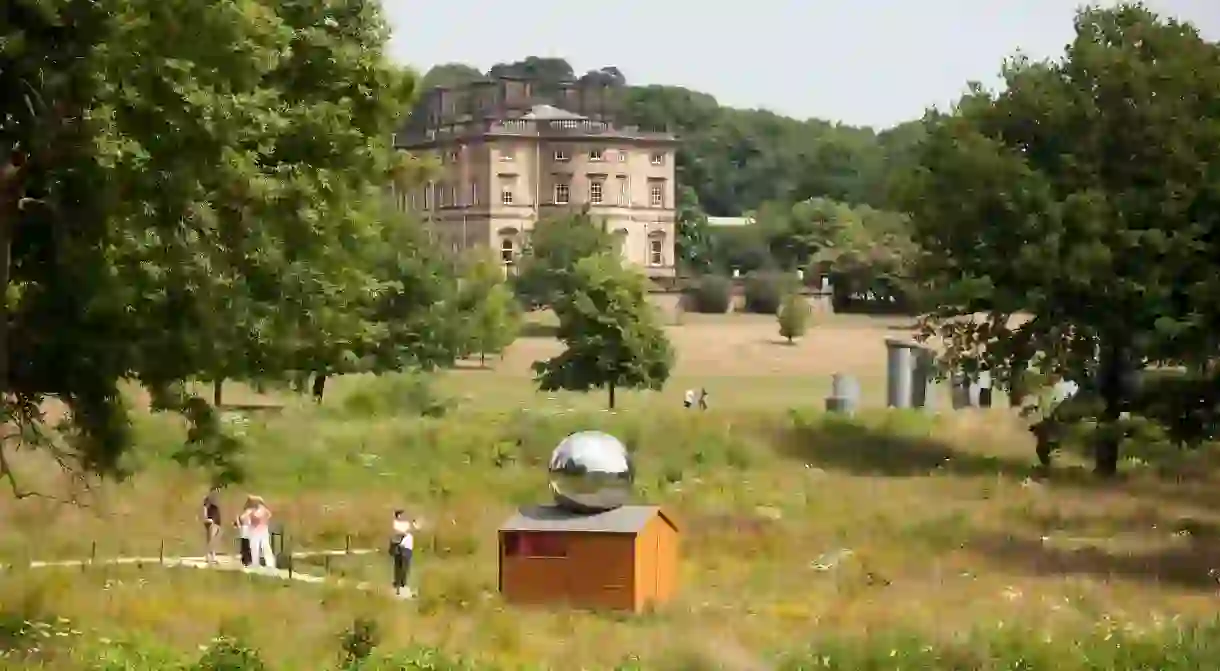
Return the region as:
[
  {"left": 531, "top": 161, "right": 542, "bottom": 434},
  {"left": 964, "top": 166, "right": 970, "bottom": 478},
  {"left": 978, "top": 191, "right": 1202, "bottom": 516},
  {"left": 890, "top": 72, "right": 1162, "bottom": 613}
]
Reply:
[{"left": 548, "top": 431, "right": 634, "bottom": 513}]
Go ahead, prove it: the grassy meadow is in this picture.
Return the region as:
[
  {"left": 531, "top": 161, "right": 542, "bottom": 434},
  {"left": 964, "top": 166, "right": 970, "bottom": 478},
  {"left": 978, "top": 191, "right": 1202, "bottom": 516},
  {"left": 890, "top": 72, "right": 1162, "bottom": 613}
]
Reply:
[{"left": 5, "top": 314, "right": 1220, "bottom": 669}]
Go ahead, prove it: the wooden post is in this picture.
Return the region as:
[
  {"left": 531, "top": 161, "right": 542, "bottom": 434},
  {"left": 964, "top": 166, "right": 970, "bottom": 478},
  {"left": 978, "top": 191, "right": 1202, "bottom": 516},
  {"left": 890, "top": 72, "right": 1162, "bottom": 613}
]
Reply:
[
  {"left": 344, "top": 535, "right": 351, "bottom": 555},
  {"left": 324, "top": 554, "right": 331, "bottom": 574},
  {"left": 159, "top": 540, "right": 165, "bottom": 566},
  {"left": 286, "top": 536, "right": 292, "bottom": 579}
]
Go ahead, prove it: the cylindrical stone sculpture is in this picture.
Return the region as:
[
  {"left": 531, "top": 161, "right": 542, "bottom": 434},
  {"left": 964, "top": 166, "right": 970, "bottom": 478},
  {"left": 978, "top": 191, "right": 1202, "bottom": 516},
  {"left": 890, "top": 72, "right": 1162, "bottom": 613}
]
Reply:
[
  {"left": 825, "top": 373, "right": 860, "bottom": 414},
  {"left": 950, "top": 371, "right": 971, "bottom": 409},
  {"left": 885, "top": 339, "right": 916, "bottom": 409},
  {"left": 911, "top": 347, "right": 936, "bottom": 409}
]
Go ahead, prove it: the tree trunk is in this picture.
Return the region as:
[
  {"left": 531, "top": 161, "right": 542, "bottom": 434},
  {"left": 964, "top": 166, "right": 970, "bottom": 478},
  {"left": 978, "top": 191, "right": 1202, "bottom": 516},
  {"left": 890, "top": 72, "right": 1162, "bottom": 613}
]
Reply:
[
  {"left": 312, "top": 374, "right": 327, "bottom": 403},
  {"left": 480, "top": 351, "right": 486, "bottom": 367},
  {"left": 212, "top": 379, "right": 224, "bottom": 407},
  {"left": 1094, "top": 343, "right": 1125, "bottom": 477},
  {"left": 608, "top": 384, "right": 616, "bottom": 410},
  {"left": 1008, "top": 357, "right": 1028, "bottom": 408},
  {"left": 0, "top": 160, "right": 22, "bottom": 400}
]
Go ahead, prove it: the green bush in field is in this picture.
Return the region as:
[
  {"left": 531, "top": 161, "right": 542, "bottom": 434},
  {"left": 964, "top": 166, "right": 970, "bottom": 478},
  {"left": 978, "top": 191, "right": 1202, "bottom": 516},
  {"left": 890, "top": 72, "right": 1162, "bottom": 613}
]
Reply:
[
  {"left": 743, "top": 271, "right": 797, "bottom": 314},
  {"left": 776, "top": 292, "right": 810, "bottom": 343},
  {"left": 337, "top": 373, "right": 454, "bottom": 418},
  {"left": 685, "top": 275, "right": 732, "bottom": 314},
  {"left": 191, "top": 636, "right": 266, "bottom": 671}
]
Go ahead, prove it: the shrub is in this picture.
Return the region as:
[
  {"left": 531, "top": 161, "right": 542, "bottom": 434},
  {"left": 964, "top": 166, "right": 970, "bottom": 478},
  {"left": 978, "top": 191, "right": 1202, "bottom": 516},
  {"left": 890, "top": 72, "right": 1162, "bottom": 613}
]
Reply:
[
  {"left": 338, "top": 617, "right": 381, "bottom": 667},
  {"left": 776, "top": 292, "right": 810, "bottom": 343},
  {"left": 191, "top": 635, "right": 266, "bottom": 671},
  {"left": 743, "top": 271, "right": 796, "bottom": 314},
  {"left": 685, "top": 275, "right": 732, "bottom": 314},
  {"left": 338, "top": 373, "right": 454, "bottom": 418}
]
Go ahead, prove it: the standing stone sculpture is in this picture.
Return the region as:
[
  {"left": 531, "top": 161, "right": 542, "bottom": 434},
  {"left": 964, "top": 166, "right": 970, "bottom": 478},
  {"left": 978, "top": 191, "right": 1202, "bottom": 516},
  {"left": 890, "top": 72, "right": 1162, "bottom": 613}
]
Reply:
[
  {"left": 885, "top": 339, "right": 916, "bottom": 409},
  {"left": 825, "top": 373, "right": 860, "bottom": 414}
]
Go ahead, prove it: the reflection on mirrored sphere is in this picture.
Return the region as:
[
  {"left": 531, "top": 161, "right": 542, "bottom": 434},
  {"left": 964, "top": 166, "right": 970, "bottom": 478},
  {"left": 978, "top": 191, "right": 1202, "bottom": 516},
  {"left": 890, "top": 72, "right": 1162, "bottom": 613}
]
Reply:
[{"left": 548, "top": 431, "right": 634, "bottom": 513}]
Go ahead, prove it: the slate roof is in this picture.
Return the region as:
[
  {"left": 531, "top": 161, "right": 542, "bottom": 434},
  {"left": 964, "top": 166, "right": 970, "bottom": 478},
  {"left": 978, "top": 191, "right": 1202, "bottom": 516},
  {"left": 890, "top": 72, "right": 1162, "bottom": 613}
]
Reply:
[{"left": 499, "top": 505, "right": 676, "bottom": 534}]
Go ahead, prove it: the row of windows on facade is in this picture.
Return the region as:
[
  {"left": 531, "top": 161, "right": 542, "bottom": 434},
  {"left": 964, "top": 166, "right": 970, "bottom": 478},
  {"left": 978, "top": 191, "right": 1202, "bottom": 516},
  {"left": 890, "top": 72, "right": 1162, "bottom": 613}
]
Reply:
[
  {"left": 408, "top": 177, "right": 667, "bottom": 210},
  {"left": 441, "top": 147, "right": 666, "bottom": 165},
  {"left": 495, "top": 235, "right": 667, "bottom": 267}
]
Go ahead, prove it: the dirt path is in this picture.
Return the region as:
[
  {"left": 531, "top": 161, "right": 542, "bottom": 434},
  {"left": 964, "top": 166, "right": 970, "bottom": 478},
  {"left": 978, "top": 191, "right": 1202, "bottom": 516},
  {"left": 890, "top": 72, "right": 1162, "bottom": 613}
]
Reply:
[{"left": 1, "top": 548, "right": 414, "bottom": 597}]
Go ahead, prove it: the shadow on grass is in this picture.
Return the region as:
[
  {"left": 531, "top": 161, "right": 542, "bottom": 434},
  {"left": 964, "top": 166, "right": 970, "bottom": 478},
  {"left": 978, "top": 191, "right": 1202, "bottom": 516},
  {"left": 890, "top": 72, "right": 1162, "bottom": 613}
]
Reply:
[
  {"left": 518, "top": 322, "right": 559, "bottom": 338},
  {"left": 968, "top": 531, "right": 1220, "bottom": 591},
  {"left": 779, "top": 411, "right": 1036, "bottom": 479}
]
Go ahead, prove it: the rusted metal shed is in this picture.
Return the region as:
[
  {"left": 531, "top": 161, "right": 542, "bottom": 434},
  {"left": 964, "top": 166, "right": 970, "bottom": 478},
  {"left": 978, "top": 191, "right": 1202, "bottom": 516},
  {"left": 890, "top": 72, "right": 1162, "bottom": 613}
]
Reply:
[{"left": 498, "top": 504, "right": 679, "bottom": 612}]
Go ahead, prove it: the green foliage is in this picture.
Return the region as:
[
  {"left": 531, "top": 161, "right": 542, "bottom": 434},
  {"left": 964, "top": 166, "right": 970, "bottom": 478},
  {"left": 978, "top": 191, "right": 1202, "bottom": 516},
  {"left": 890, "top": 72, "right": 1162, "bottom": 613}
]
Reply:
[
  {"left": 706, "top": 224, "right": 774, "bottom": 274},
  {"left": 338, "top": 373, "right": 453, "bottom": 419},
  {"left": 357, "top": 210, "right": 466, "bottom": 376},
  {"left": 686, "top": 275, "right": 732, "bottom": 314},
  {"left": 757, "top": 197, "right": 853, "bottom": 271},
  {"left": 457, "top": 252, "right": 521, "bottom": 366},
  {"left": 675, "top": 186, "right": 715, "bottom": 274},
  {"left": 533, "top": 254, "right": 673, "bottom": 409},
  {"left": 513, "top": 212, "right": 615, "bottom": 309},
  {"left": 743, "top": 271, "right": 796, "bottom": 315},
  {"left": 338, "top": 617, "right": 381, "bottom": 668},
  {"left": 898, "top": 3, "right": 1220, "bottom": 474},
  {"left": 777, "top": 293, "right": 811, "bottom": 343},
  {"left": 0, "top": 0, "right": 425, "bottom": 491},
  {"left": 191, "top": 635, "right": 266, "bottom": 671}
]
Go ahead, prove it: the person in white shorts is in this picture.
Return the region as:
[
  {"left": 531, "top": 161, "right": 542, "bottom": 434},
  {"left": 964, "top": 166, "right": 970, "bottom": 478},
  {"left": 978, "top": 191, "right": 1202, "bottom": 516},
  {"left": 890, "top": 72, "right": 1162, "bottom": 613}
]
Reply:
[{"left": 389, "top": 510, "right": 418, "bottom": 598}]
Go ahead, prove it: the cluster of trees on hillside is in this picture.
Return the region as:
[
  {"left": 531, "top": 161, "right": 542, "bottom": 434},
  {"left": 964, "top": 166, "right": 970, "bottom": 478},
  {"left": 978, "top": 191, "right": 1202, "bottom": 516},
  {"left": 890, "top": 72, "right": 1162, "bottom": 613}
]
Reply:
[
  {"left": 900, "top": 3, "right": 1220, "bottom": 475},
  {"left": 2, "top": 0, "right": 670, "bottom": 494}
]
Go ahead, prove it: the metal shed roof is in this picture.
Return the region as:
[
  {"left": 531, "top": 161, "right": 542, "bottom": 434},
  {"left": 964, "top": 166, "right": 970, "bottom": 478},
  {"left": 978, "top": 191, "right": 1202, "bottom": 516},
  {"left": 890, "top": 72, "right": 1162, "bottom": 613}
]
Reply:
[{"left": 499, "top": 505, "right": 675, "bottom": 534}]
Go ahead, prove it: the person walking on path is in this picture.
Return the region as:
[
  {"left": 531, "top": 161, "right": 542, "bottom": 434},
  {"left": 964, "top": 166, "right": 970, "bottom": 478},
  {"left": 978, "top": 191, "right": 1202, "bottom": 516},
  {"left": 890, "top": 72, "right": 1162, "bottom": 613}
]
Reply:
[
  {"left": 389, "top": 510, "right": 419, "bottom": 599},
  {"left": 683, "top": 389, "right": 695, "bottom": 409},
  {"left": 201, "top": 487, "right": 222, "bottom": 565},
  {"left": 246, "top": 495, "right": 277, "bottom": 571},
  {"left": 698, "top": 387, "right": 710, "bottom": 411}
]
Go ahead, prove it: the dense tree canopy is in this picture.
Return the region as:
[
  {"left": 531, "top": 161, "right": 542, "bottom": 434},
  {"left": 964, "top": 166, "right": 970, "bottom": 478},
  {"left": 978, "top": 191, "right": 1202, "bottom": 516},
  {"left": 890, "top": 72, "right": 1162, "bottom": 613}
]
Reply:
[
  {"left": 533, "top": 253, "right": 673, "bottom": 410},
  {"left": 898, "top": 3, "right": 1220, "bottom": 475},
  {"left": 1, "top": 0, "right": 439, "bottom": 491}
]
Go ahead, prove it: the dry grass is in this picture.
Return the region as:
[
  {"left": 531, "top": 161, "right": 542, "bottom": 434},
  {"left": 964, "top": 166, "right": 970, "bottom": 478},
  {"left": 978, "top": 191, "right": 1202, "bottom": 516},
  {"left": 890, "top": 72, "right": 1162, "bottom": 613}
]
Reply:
[{"left": 3, "top": 314, "right": 1220, "bottom": 669}]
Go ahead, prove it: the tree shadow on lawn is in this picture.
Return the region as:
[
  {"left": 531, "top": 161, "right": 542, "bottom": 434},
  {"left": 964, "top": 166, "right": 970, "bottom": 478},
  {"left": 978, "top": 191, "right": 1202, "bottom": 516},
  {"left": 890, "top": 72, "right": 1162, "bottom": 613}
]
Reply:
[
  {"left": 518, "top": 322, "right": 559, "bottom": 338},
  {"left": 968, "top": 530, "right": 1220, "bottom": 592},
  {"left": 779, "top": 412, "right": 1038, "bottom": 479}
]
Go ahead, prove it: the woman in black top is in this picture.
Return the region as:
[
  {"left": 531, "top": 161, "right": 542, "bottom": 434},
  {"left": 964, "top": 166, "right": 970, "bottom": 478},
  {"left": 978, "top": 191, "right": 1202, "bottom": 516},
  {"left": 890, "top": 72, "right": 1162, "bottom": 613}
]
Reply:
[{"left": 202, "top": 487, "right": 222, "bottom": 565}]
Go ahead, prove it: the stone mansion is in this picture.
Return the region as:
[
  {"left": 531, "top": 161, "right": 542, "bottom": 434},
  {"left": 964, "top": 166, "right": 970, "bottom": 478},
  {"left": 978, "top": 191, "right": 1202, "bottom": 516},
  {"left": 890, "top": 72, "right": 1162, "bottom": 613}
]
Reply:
[{"left": 392, "top": 76, "right": 678, "bottom": 277}]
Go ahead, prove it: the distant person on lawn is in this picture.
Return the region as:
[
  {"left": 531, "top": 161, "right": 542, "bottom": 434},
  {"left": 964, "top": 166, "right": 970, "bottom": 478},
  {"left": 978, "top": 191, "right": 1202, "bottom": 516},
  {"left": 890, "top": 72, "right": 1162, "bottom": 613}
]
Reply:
[
  {"left": 698, "top": 387, "right": 709, "bottom": 410},
  {"left": 201, "top": 486, "right": 222, "bottom": 565},
  {"left": 389, "top": 510, "right": 420, "bottom": 598},
  {"left": 246, "top": 495, "right": 277, "bottom": 570},
  {"left": 683, "top": 389, "right": 695, "bottom": 409}
]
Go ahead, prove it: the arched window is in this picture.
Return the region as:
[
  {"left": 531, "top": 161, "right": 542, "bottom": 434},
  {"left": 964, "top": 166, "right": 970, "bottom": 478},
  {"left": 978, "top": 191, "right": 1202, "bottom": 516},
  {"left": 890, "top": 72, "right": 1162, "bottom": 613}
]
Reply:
[{"left": 500, "top": 237, "right": 515, "bottom": 264}]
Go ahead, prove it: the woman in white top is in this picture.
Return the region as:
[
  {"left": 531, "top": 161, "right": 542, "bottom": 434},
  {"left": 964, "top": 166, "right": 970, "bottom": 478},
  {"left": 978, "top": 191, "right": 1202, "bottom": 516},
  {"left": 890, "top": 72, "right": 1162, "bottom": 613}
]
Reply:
[
  {"left": 389, "top": 510, "right": 417, "bottom": 598},
  {"left": 246, "top": 495, "right": 276, "bottom": 570}
]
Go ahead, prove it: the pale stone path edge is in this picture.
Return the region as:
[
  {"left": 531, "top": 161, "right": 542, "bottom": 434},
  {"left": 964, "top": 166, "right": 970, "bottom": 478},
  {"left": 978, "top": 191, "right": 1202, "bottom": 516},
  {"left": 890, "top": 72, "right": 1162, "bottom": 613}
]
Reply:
[{"left": 0, "top": 548, "right": 414, "bottom": 598}]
